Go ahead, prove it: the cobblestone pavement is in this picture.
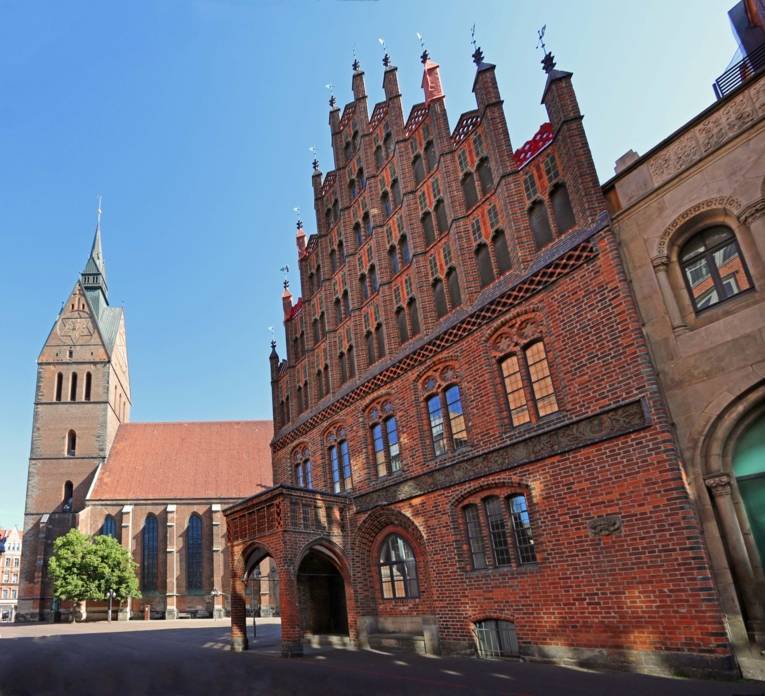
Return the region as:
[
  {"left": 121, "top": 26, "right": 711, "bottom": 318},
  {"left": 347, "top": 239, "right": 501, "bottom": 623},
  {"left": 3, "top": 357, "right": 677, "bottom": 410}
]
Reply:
[{"left": 0, "top": 619, "right": 763, "bottom": 696}]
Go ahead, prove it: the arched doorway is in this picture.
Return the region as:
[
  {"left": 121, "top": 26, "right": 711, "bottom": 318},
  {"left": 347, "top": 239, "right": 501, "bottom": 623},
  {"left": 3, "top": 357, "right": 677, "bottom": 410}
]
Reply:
[
  {"left": 297, "top": 549, "right": 348, "bottom": 636},
  {"left": 242, "top": 547, "right": 280, "bottom": 643},
  {"left": 733, "top": 411, "right": 765, "bottom": 574}
]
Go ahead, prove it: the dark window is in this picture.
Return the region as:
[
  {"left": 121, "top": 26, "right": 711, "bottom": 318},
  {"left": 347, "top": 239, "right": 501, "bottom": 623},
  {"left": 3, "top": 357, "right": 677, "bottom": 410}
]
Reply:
[
  {"left": 396, "top": 307, "right": 408, "bottom": 344},
  {"left": 344, "top": 140, "right": 352, "bottom": 162},
  {"left": 352, "top": 129, "right": 359, "bottom": 152},
  {"left": 464, "top": 505, "right": 487, "bottom": 569},
  {"left": 187, "top": 514, "right": 203, "bottom": 592},
  {"left": 508, "top": 494, "right": 536, "bottom": 564},
  {"left": 366, "top": 331, "right": 375, "bottom": 365},
  {"left": 342, "top": 290, "right": 351, "bottom": 318},
  {"left": 364, "top": 212, "right": 373, "bottom": 237},
  {"left": 359, "top": 274, "right": 369, "bottom": 301},
  {"left": 529, "top": 202, "right": 553, "bottom": 249},
  {"left": 347, "top": 345, "right": 356, "bottom": 378},
  {"left": 323, "top": 363, "right": 330, "bottom": 396},
  {"left": 392, "top": 179, "right": 402, "bottom": 208},
  {"left": 426, "top": 394, "right": 446, "bottom": 457},
  {"left": 142, "top": 514, "right": 158, "bottom": 591},
  {"left": 84, "top": 372, "right": 92, "bottom": 401},
  {"left": 462, "top": 172, "right": 478, "bottom": 210},
  {"left": 551, "top": 184, "right": 576, "bottom": 232},
  {"left": 475, "top": 620, "right": 519, "bottom": 658},
  {"left": 407, "top": 297, "right": 420, "bottom": 336},
  {"left": 383, "top": 131, "right": 393, "bottom": 158},
  {"left": 70, "top": 372, "right": 78, "bottom": 401},
  {"left": 354, "top": 223, "right": 362, "bottom": 247},
  {"left": 316, "top": 370, "right": 324, "bottom": 400},
  {"left": 476, "top": 244, "right": 495, "bottom": 288},
  {"left": 357, "top": 168, "right": 366, "bottom": 190},
  {"left": 369, "top": 265, "right": 379, "bottom": 294},
  {"left": 296, "top": 386, "right": 303, "bottom": 413},
  {"left": 334, "top": 298, "right": 343, "bottom": 325},
  {"left": 303, "top": 380, "right": 309, "bottom": 410},
  {"left": 434, "top": 199, "right": 448, "bottom": 234},
  {"left": 492, "top": 230, "right": 511, "bottom": 273},
  {"left": 389, "top": 246, "right": 400, "bottom": 275},
  {"left": 329, "top": 248, "right": 337, "bottom": 273},
  {"left": 299, "top": 331, "right": 306, "bottom": 357},
  {"left": 63, "top": 480, "right": 73, "bottom": 511},
  {"left": 379, "top": 534, "right": 418, "bottom": 599},
  {"left": 446, "top": 268, "right": 461, "bottom": 308},
  {"left": 484, "top": 497, "right": 512, "bottom": 566},
  {"left": 320, "top": 312, "right": 327, "bottom": 337},
  {"left": 66, "top": 430, "right": 77, "bottom": 457},
  {"left": 332, "top": 200, "right": 339, "bottom": 224},
  {"left": 477, "top": 158, "right": 494, "bottom": 195},
  {"left": 337, "top": 239, "right": 345, "bottom": 265},
  {"left": 422, "top": 212, "right": 435, "bottom": 247},
  {"left": 374, "top": 145, "right": 384, "bottom": 170},
  {"left": 399, "top": 235, "right": 411, "bottom": 265},
  {"left": 330, "top": 439, "right": 352, "bottom": 493},
  {"left": 375, "top": 322, "right": 385, "bottom": 359},
  {"left": 680, "top": 226, "right": 751, "bottom": 312},
  {"left": 381, "top": 191, "right": 392, "bottom": 218},
  {"left": 102, "top": 514, "right": 117, "bottom": 538},
  {"left": 413, "top": 155, "right": 425, "bottom": 185},
  {"left": 338, "top": 351, "right": 347, "bottom": 384},
  {"left": 433, "top": 278, "right": 447, "bottom": 319},
  {"left": 424, "top": 141, "right": 437, "bottom": 171},
  {"left": 349, "top": 179, "right": 357, "bottom": 200},
  {"left": 312, "top": 318, "right": 320, "bottom": 344},
  {"left": 55, "top": 372, "right": 63, "bottom": 401}
]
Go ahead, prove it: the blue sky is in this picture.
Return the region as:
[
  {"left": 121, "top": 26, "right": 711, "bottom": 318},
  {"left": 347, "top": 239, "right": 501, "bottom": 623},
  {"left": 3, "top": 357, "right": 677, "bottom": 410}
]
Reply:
[{"left": 0, "top": 0, "right": 739, "bottom": 526}]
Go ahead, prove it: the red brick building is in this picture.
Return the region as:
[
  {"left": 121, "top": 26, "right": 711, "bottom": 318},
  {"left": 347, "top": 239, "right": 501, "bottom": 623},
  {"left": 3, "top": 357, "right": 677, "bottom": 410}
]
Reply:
[{"left": 224, "top": 47, "right": 736, "bottom": 676}]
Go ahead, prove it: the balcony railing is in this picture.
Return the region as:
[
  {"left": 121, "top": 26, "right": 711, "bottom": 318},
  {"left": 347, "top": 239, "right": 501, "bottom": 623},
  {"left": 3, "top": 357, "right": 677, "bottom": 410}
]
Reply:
[{"left": 714, "top": 43, "right": 765, "bottom": 99}]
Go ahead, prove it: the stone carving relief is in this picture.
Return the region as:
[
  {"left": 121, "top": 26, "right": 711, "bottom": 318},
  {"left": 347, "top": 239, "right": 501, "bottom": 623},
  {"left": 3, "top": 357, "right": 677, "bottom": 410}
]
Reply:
[
  {"left": 721, "top": 91, "right": 756, "bottom": 135},
  {"left": 588, "top": 514, "right": 623, "bottom": 536},
  {"left": 489, "top": 315, "right": 543, "bottom": 355},
  {"left": 739, "top": 197, "right": 765, "bottom": 224},
  {"left": 705, "top": 473, "right": 732, "bottom": 497}
]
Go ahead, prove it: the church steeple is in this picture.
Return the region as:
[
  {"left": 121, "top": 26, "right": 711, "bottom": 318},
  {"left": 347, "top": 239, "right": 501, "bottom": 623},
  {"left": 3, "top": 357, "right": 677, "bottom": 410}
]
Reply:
[{"left": 81, "top": 202, "right": 109, "bottom": 309}]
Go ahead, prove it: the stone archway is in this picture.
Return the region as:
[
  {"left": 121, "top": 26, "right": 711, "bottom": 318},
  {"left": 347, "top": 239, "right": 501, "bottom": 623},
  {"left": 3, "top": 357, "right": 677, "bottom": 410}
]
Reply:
[{"left": 297, "top": 549, "right": 349, "bottom": 636}]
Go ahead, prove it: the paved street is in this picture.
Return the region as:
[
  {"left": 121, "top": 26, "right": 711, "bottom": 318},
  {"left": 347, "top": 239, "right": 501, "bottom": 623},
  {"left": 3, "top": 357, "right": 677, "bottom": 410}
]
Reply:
[{"left": 0, "top": 619, "right": 763, "bottom": 696}]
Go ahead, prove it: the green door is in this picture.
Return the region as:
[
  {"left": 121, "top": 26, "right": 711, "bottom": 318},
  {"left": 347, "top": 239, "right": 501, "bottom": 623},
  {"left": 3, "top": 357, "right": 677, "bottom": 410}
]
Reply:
[{"left": 733, "top": 412, "right": 765, "bottom": 566}]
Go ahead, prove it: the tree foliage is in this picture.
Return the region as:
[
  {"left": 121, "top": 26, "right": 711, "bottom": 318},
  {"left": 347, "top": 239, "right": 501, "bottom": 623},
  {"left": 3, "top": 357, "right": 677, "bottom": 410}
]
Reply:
[{"left": 48, "top": 529, "right": 140, "bottom": 605}]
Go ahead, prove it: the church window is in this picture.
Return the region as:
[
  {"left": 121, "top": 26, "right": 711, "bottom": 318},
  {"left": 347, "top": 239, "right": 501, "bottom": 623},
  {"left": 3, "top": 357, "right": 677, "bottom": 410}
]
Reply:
[
  {"left": 421, "top": 211, "right": 435, "bottom": 247},
  {"left": 142, "top": 514, "right": 158, "bottom": 592},
  {"left": 396, "top": 307, "right": 408, "bottom": 345},
  {"left": 399, "top": 235, "right": 411, "bottom": 266},
  {"left": 680, "top": 225, "right": 751, "bottom": 312},
  {"left": 69, "top": 372, "right": 78, "bottom": 401},
  {"left": 63, "top": 480, "right": 73, "bottom": 511},
  {"left": 551, "top": 184, "right": 576, "bottom": 233},
  {"left": 55, "top": 372, "right": 63, "bottom": 402},
  {"left": 379, "top": 534, "right": 418, "bottom": 599},
  {"left": 493, "top": 230, "right": 511, "bottom": 273},
  {"left": 66, "top": 430, "right": 77, "bottom": 457},
  {"left": 529, "top": 201, "right": 553, "bottom": 249},
  {"left": 435, "top": 199, "right": 448, "bottom": 234},
  {"left": 462, "top": 172, "right": 478, "bottom": 211},
  {"left": 476, "top": 244, "right": 495, "bottom": 288},
  {"left": 447, "top": 268, "right": 462, "bottom": 308},
  {"left": 84, "top": 372, "right": 92, "bottom": 401},
  {"left": 407, "top": 297, "right": 420, "bottom": 337},
  {"left": 102, "top": 514, "right": 117, "bottom": 538},
  {"left": 433, "top": 278, "right": 447, "bottom": 319},
  {"left": 477, "top": 157, "right": 494, "bottom": 196},
  {"left": 425, "top": 141, "right": 437, "bottom": 171},
  {"left": 413, "top": 154, "right": 425, "bottom": 186},
  {"left": 329, "top": 438, "right": 352, "bottom": 493},
  {"left": 187, "top": 513, "right": 203, "bottom": 592}
]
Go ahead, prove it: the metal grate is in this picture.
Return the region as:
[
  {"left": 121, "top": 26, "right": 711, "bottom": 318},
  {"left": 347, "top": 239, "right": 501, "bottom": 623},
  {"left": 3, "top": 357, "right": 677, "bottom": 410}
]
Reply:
[{"left": 714, "top": 43, "right": 765, "bottom": 99}]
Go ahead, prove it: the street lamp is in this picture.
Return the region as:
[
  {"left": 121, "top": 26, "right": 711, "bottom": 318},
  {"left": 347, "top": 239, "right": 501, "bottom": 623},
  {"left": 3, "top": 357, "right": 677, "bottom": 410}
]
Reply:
[{"left": 106, "top": 589, "right": 116, "bottom": 623}]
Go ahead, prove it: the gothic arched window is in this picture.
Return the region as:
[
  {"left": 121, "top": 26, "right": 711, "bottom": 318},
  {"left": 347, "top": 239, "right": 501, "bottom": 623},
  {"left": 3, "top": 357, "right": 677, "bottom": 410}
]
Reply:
[
  {"left": 462, "top": 172, "right": 478, "bottom": 211},
  {"left": 529, "top": 201, "right": 553, "bottom": 249},
  {"left": 396, "top": 307, "right": 408, "bottom": 345},
  {"left": 399, "top": 235, "right": 411, "bottom": 265},
  {"left": 375, "top": 322, "right": 386, "bottom": 360},
  {"left": 476, "top": 244, "right": 495, "bottom": 288},
  {"left": 391, "top": 179, "right": 402, "bottom": 209},
  {"left": 142, "top": 514, "right": 158, "bottom": 592},
  {"left": 70, "top": 372, "right": 78, "bottom": 402},
  {"left": 447, "top": 268, "right": 462, "bottom": 308},
  {"left": 433, "top": 278, "right": 447, "bottom": 319},
  {"left": 63, "top": 480, "right": 73, "bottom": 512},
  {"left": 424, "top": 141, "right": 437, "bottom": 171},
  {"left": 551, "top": 184, "right": 576, "bottom": 232},
  {"left": 407, "top": 297, "right": 420, "bottom": 337},
  {"left": 492, "top": 230, "right": 511, "bottom": 274},
  {"left": 379, "top": 534, "right": 418, "bottom": 599},
  {"left": 389, "top": 245, "right": 400, "bottom": 275},
  {"left": 370, "top": 404, "right": 401, "bottom": 477},
  {"left": 476, "top": 157, "right": 494, "bottom": 195},
  {"left": 421, "top": 211, "right": 435, "bottom": 247},
  {"left": 84, "top": 372, "right": 92, "bottom": 401},
  {"left": 66, "top": 430, "right": 77, "bottom": 457},
  {"left": 413, "top": 155, "right": 425, "bottom": 186},
  {"left": 102, "top": 514, "right": 117, "bottom": 538},
  {"left": 55, "top": 372, "right": 63, "bottom": 402},
  {"left": 187, "top": 513, "right": 203, "bottom": 592},
  {"left": 434, "top": 199, "right": 448, "bottom": 234}
]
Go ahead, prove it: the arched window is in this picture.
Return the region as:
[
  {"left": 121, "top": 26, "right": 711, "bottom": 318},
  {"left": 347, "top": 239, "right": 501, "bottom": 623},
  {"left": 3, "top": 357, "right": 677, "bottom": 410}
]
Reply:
[
  {"left": 396, "top": 307, "right": 409, "bottom": 344},
  {"left": 374, "top": 145, "right": 384, "bottom": 170},
  {"left": 359, "top": 274, "right": 369, "bottom": 301},
  {"left": 332, "top": 199, "right": 339, "bottom": 224},
  {"left": 102, "top": 514, "right": 117, "bottom": 538},
  {"left": 334, "top": 298, "right": 343, "bottom": 325},
  {"left": 424, "top": 140, "right": 436, "bottom": 171},
  {"left": 348, "top": 178, "right": 357, "bottom": 200},
  {"left": 379, "top": 534, "right": 418, "bottom": 599},
  {"left": 187, "top": 513, "right": 203, "bottom": 592},
  {"left": 351, "top": 129, "right": 359, "bottom": 152},
  {"left": 338, "top": 350, "right": 347, "bottom": 384},
  {"left": 142, "top": 514, "right": 158, "bottom": 592},
  {"left": 55, "top": 372, "right": 63, "bottom": 402},
  {"left": 316, "top": 370, "right": 324, "bottom": 400},
  {"left": 399, "top": 235, "right": 411, "bottom": 265},
  {"left": 433, "top": 278, "right": 447, "bottom": 319},
  {"left": 551, "top": 184, "right": 575, "bottom": 232},
  {"left": 357, "top": 168, "right": 366, "bottom": 190},
  {"left": 369, "top": 265, "right": 379, "bottom": 293},
  {"left": 353, "top": 222, "right": 362, "bottom": 247},
  {"left": 383, "top": 131, "right": 393, "bottom": 158},
  {"left": 492, "top": 230, "right": 511, "bottom": 273},
  {"left": 347, "top": 344, "right": 356, "bottom": 379},
  {"left": 342, "top": 290, "right": 351, "bottom": 318},
  {"left": 434, "top": 200, "right": 448, "bottom": 234},
  {"left": 391, "top": 179, "right": 402, "bottom": 209},
  {"left": 69, "top": 372, "right": 78, "bottom": 401},
  {"left": 407, "top": 297, "right": 420, "bottom": 337},
  {"left": 63, "top": 480, "right": 73, "bottom": 512},
  {"left": 66, "top": 430, "right": 77, "bottom": 457},
  {"left": 329, "top": 437, "right": 352, "bottom": 493},
  {"left": 475, "top": 620, "right": 519, "bottom": 658},
  {"left": 370, "top": 408, "right": 401, "bottom": 477},
  {"left": 344, "top": 140, "right": 352, "bottom": 162},
  {"left": 476, "top": 158, "right": 494, "bottom": 195},
  {"left": 388, "top": 245, "right": 400, "bottom": 275},
  {"left": 525, "top": 341, "right": 558, "bottom": 417},
  {"left": 325, "top": 208, "right": 332, "bottom": 229},
  {"left": 375, "top": 322, "right": 385, "bottom": 359},
  {"left": 299, "top": 331, "right": 305, "bottom": 357},
  {"left": 329, "top": 248, "right": 337, "bottom": 273},
  {"left": 412, "top": 155, "right": 425, "bottom": 186},
  {"left": 312, "top": 318, "right": 320, "bottom": 344},
  {"left": 426, "top": 384, "right": 467, "bottom": 456},
  {"left": 296, "top": 385, "right": 303, "bottom": 413},
  {"left": 363, "top": 212, "right": 373, "bottom": 238},
  {"left": 365, "top": 330, "right": 375, "bottom": 365},
  {"left": 462, "top": 172, "right": 478, "bottom": 210},
  {"left": 320, "top": 311, "right": 327, "bottom": 338},
  {"left": 323, "top": 363, "right": 330, "bottom": 396},
  {"left": 446, "top": 268, "right": 461, "bottom": 308},
  {"left": 476, "top": 244, "right": 495, "bottom": 288},
  {"left": 337, "top": 239, "right": 345, "bottom": 265},
  {"left": 84, "top": 372, "right": 92, "bottom": 401},
  {"left": 294, "top": 450, "right": 313, "bottom": 488},
  {"left": 381, "top": 191, "right": 392, "bottom": 218},
  {"left": 529, "top": 202, "right": 553, "bottom": 249},
  {"left": 421, "top": 211, "right": 435, "bottom": 247},
  {"left": 680, "top": 225, "right": 751, "bottom": 312}
]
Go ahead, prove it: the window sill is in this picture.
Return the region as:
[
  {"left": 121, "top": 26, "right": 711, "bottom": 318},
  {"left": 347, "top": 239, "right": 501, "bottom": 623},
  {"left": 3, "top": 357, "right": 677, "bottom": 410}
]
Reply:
[{"left": 464, "top": 562, "right": 540, "bottom": 576}]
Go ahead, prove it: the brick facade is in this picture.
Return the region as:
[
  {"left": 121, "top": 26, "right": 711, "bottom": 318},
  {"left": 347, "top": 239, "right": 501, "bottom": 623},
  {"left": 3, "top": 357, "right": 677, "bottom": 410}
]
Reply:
[{"left": 225, "top": 50, "right": 736, "bottom": 677}]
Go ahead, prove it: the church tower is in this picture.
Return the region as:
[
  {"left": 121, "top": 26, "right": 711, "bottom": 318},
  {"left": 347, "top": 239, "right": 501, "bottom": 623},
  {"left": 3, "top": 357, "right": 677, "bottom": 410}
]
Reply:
[{"left": 17, "top": 220, "right": 131, "bottom": 621}]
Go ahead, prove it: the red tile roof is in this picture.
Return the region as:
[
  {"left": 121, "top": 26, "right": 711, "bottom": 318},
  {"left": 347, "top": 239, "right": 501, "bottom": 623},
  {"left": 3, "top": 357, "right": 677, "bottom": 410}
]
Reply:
[{"left": 89, "top": 421, "right": 273, "bottom": 501}]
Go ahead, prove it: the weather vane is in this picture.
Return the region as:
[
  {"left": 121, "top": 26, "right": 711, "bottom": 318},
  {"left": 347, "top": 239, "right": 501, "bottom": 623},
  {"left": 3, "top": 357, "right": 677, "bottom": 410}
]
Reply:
[
  {"left": 536, "top": 25, "right": 547, "bottom": 53},
  {"left": 417, "top": 32, "right": 428, "bottom": 64},
  {"left": 352, "top": 45, "right": 360, "bottom": 72},
  {"left": 378, "top": 37, "right": 390, "bottom": 68},
  {"left": 325, "top": 82, "right": 336, "bottom": 108},
  {"left": 537, "top": 25, "right": 556, "bottom": 73},
  {"left": 96, "top": 194, "right": 103, "bottom": 230},
  {"left": 470, "top": 24, "right": 477, "bottom": 51},
  {"left": 309, "top": 145, "right": 319, "bottom": 170},
  {"left": 470, "top": 24, "right": 484, "bottom": 64},
  {"left": 268, "top": 326, "right": 275, "bottom": 343}
]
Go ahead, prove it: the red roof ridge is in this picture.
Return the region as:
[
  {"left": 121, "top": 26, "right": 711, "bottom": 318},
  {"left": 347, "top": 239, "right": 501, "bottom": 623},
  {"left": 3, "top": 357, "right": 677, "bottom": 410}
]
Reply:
[{"left": 118, "top": 419, "right": 272, "bottom": 427}]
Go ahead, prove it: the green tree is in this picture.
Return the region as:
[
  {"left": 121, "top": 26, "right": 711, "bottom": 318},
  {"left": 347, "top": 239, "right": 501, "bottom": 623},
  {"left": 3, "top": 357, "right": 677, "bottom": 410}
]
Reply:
[{"left": 48, "top": 529, "right": 140, "bottom": 618}]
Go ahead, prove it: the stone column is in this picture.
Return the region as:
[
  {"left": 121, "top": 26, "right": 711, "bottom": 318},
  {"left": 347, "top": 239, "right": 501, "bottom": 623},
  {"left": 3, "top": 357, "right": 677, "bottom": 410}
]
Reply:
[
  {"left": 651, "top": 255, "right": 687, "bottom": 332},
  {"left": 706, "top": 475, "right": 765, "bottom": 625},
  {"left": 118, "top": 505, "right": 133, "bottom": 621},
  {"left": 211, "top": 504, "right": 225, "bottom": 619},
  {"left": 230, "top": 547, "right": 248, "bottom": 652},
  {"left": 165, "top": 505, "right": 177, "bottom": 620}
]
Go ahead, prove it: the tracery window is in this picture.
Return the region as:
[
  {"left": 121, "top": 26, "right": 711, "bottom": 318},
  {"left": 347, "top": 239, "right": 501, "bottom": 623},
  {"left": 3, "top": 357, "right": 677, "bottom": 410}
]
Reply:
[
  {"left": 327, "top": 427, "right": 352, "bottom": 493},
  {"left": 530, "top": 201, "right": 553, "bottom": 249},
  {"left": 551, "top": 184, "right": 575, "bottom": 232},
  {"left": 423, "top": 370, "right": 467, "bottom": 457},
  {"left": 187, "top": 513, "right": 203, "bottom": 592},
  {"left": 142, "top": 514, "right": 158, "bottom": 592},
  {"left": 369, "top": 401, "right": 401, "bottom": 476},
  {"left": 462, "top": 172, "right": 478, "bottom": 211},
  {"left": 378, "top": 534, "right": 418, "bottom": 599},
  {"left": 101, "top": 514, "right": 117, "bottom": 538},
  {"left": 476, "top": 157, "right": 494, "bottom": 195},
  {"left": 293, "top": 447, "right": 313, "bottom": 489}
]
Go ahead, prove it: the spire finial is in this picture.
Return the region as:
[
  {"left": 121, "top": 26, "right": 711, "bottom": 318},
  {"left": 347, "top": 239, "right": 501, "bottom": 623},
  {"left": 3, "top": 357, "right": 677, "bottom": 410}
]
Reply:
[
  {"left": 283, "top": 279, "right": 289, "bottom": 291},
  {"left": 325, "top": 82, "right": 336, "bottom": 108},
  {"left": 352, "top": 46, "right": 360, "bottom": 73},
  {"left": 96, "top": 194, "right": 103, "bottom": 232},
  {"left": 378, "top": 37, "right": 391, "bottom": 68},
  {"left": 537, "top": 24, "right": 556, "bottom": 73},
  {"left": 417, "top": 32, "right": 429, "bottom": 64},
  {"left": 470, "top": 24, "right": 484, "bottom": 65}
]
